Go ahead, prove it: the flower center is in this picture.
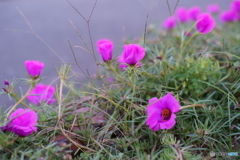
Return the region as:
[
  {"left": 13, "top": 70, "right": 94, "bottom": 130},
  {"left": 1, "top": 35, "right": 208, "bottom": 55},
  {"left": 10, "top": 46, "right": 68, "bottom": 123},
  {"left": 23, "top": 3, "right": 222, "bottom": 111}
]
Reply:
[{"left": 161, "top": 108, "right": 171, "bottom": 121}]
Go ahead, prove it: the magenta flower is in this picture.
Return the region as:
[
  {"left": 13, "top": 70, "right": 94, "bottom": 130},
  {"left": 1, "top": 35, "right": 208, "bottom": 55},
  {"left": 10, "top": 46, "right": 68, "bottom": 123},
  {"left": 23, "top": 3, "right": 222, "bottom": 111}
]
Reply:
[
  {"left": 207, "top": 4, "right": 220, "bottom": 14},
  {"left": 176, "top": 7, "right": 189, "bottom": 23},
  {"left": 188, "top": 6, "right": 201, "bottom": 21},
  {"left": 220, "top": 10, "right": 237, "bottom": 23},
  {"left": 118, "top": 44, "right": 145, "bottom": 66},
  {"left": 25, "top": 60, "right": 44, "bottom": 77},
  {"left": 96, "top": 39, "right": 113, "bottom": 62},
  {"left": 4, "top": 80, "right": 9, "bottom": 86},
  {"left": 1, "top": 108, "right": 38, "bottom": 137},
  {"left": 196, "top": 13, "right": 215, "bottom": 34},
  {"left": 146, "top": 93, "right": 180, "bottom": 131},
  {"left": 27, "top": 84, "right": 55, "bottom": 105},
  {"left": 231, "top": 0, "right": 240, "bottom": 13},
  {"left": 237, "top": 14, "right": 240, "bottom": 21},
  {"left": 162, "top": 16, "right": 177, "bottom": 30}
]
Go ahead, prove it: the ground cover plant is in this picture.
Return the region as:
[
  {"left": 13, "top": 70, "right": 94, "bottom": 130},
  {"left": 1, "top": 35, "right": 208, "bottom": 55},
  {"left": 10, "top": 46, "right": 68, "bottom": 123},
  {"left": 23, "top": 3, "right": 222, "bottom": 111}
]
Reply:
[{"left": 0, "top": 0, "right": 240, "bottom": 160}]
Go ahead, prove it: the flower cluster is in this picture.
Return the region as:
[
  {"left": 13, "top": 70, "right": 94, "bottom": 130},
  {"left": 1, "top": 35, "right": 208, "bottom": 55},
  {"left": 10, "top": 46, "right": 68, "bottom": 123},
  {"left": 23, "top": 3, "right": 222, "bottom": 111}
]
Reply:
[
  {"left": 96, "top": 39, "right": 145, "bottom": 69},
  {"left": 1, "top": 60, "right": 56, "bottom": 137},
  {"left": 96, "top": 39, "right": 181, "bottom": 130},
  {"left": 162, "top": 4, "right": 217, "bottom": 34},
  {"left": 162, "top": 1, "right": 240, "bottom": 34},
  {"left": 25, "top": 60, "right": 56, "bottom": 105},
  {"left": 220, "top": 0, "right": 240, "bottom": 22}
]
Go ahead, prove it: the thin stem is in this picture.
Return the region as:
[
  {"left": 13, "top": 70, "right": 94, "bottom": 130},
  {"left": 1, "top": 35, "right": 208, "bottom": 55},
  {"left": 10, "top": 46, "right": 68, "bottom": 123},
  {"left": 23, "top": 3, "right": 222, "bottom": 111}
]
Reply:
[
  {"left": 10, "top": 93, "right": 32, "bottom": 109},
  {"left": 180, "top": 104, "right": 204, "bottom": 110},
  {"left": 130, "top": 75, "right": 136, "bottom": 135},
  {"left": 180, "top": 21, "right": 198, "bottom": 50},
  {"left": 5, "top": 85, "right": 34, "bottom": 123},
  {"left": 181, "top": 32, "right": 201, "bottom": 55},
  {"left": 108, "top": 64, "right": 122, "bottom": 80},
  {"left": 58, "top": 122, "right": 97, "bottom": 152},
  {"left": 107, "top": 63, "right": 132, "bottom": 87},
  {"left": 58, "top": 77, "right": 64, "bottom": 121}
]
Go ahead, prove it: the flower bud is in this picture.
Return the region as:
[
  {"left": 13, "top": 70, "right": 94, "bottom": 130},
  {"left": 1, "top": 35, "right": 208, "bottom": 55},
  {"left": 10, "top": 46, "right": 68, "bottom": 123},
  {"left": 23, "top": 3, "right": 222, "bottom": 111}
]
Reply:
[
  {"left": 25, "top": 60, "right": 44, "bottom": 78},
  {"left": 4, "top": 80, "right": 9, "bottom": 86},
  {"left": 196, "top": 13, "right": 215, "bottom": 34},
  {"left": 97, "top": 39, "right": 113, "bottom": 62},
  {"left": 162, "top": 16, "right": 177, "bottom": 30},
  {"left": 119, "top": 44, "right": 145, "bottom": 66},
  {"left": 27, "top": 84, "right": 55, "bottom": 105},
  {"left": 188, "top": 6, "right": 202, "bottom": 21}
]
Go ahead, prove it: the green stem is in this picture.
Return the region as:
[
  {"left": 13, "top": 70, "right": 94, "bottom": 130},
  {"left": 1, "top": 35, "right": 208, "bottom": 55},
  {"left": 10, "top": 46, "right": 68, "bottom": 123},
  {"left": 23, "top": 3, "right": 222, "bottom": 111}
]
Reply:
[
  {"left": 180, "top": 32, "right": 201, "bottom": 56},
  {"left": 180, "top": 21, "right": 198, "bottom": 50},
  {"left": 180, "top": 104, "right": 204, "bottom": 110},
  {"left": 10, "top": 93, "right": 32, "bottom": 109},
  {"left": 5, "top": 84, "right": 34, "bottom": 123},
  {"left": 107, "top": 63, "right": 132, "bottom": 87},
  {"left": 130, "top": 75, "right": 136, "bottom": 135},
  {"left": 108, "top": 64, "right": 122, "bottom": 79},
  {"left": 58, "top": 77, "right": 64, "bottom": 121}
]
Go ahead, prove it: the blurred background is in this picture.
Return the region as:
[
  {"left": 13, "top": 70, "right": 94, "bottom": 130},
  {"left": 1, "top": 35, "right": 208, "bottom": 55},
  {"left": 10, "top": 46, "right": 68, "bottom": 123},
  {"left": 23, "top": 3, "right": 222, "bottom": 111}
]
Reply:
[{"left": 0, "top": 0, "right": 230, "bottom": 108}]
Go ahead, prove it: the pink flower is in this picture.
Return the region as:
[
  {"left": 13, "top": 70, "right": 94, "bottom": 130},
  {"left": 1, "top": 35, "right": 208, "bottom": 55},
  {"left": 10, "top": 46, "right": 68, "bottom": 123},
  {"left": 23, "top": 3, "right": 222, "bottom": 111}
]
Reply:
[
  {"left": 146, "top": 93, "right": 180, "bottom": 131},
  {"left": 162, "top": 16, "right": 177, "bottom": 30},
  {"left": 96, "top": 39, "right": 113, "bottom": 62},
  {"left": 231, "top": 0, "right": 240, "bottom": 12},
  {"left": 237, "top": 14, "right": 240, "bottom": 21},
  {"left": 207, "top": 4, "right": 220, "bottom": 14},
  {"left": 118, "top": 44, "right": 145, "bottom": 66},
  {"left": 196, "top": 13, "right": 215, "bottom": 34},
  {"left": 188, "top": 6, "right": 202, "bottom": 21},
  {"left": 1, "top": 108, "right": 38, "bottom": 137},
  {"left": 27, "top": 84, "right": 55, "bottom": 105},
  {"left": 25, "top": 60, "right": 44, "bottom": 77},
  {"left": 176, "top": 7, "right": 189, "bottom": 23},
  {"left": 220, "top": 10, "right": 238, "bottom": 23}
]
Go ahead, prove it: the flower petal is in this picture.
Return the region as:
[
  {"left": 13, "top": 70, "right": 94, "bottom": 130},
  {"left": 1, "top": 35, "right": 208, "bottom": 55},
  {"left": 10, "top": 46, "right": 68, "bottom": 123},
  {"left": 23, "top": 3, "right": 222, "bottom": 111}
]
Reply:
[
  {"left": 11, "top": 125, "right": 37, "bottom": 137},
  {"left": 27, "top": 84, "right": 55, "bottom": 105},
  {"left": 146, "top": 112, "right": 160, "bottom": 127},
  {"left": 161, "top": 114, "right": 177, "bottom": 129},
  {"left": 146, "top": 101, "right": 163, "bottom": 117},
  {"left": 148, "top": 97, "right": 158, "bottom": 104},
  {"left": 160, "top": 93, "right": 180, "bottom": 113}
]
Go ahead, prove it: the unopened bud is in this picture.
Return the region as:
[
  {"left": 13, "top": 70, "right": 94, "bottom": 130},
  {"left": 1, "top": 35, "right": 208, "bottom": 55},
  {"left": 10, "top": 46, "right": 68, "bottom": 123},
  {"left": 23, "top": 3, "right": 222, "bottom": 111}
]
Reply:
[{"left": 4, "top": 81, "right": 9, "bottom": 86}]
